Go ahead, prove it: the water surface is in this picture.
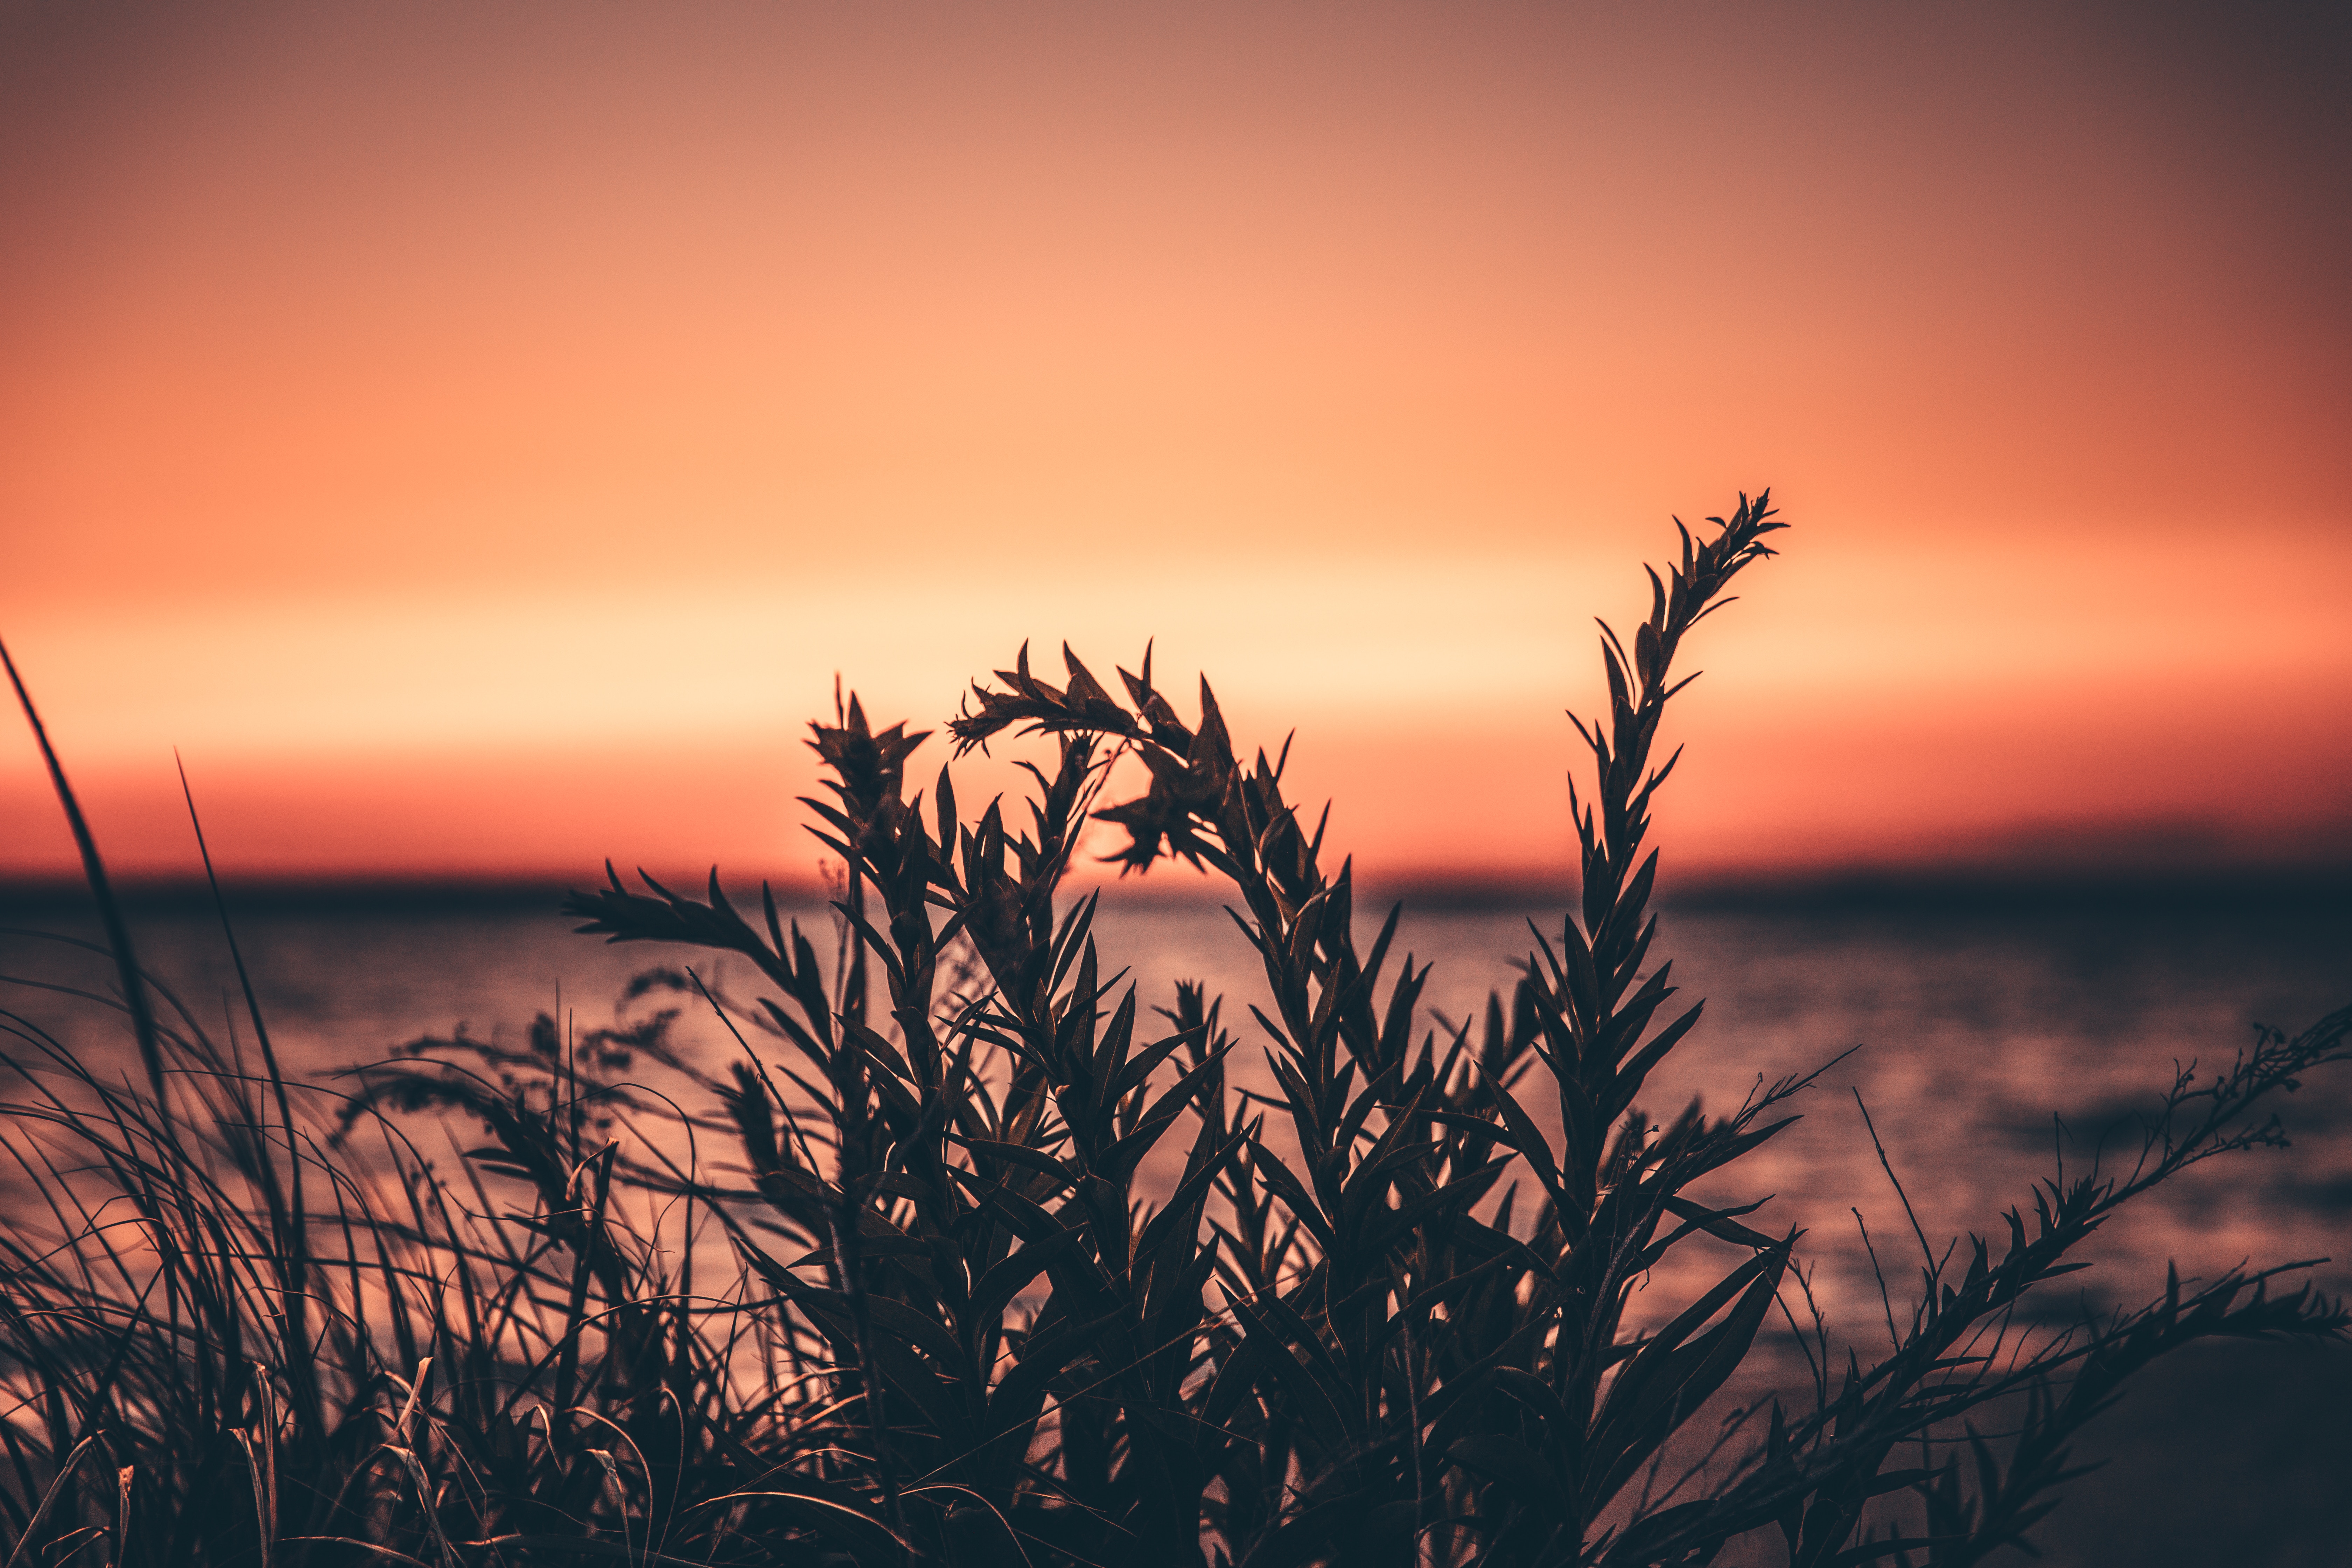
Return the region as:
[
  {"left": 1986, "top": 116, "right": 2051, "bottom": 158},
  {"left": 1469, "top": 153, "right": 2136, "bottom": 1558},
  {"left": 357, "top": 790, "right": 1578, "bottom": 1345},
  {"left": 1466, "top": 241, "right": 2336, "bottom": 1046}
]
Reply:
[
  {"left": 8, "top": 885, "right": 2345, "bottom": 1313},
  {"left": 6, "top": 884, "right": 2348, "bottom": 1563}
]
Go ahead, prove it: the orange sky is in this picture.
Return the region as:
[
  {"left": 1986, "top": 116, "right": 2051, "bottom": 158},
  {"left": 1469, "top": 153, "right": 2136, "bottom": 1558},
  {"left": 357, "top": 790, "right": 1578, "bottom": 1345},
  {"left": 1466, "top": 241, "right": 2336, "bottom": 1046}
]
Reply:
[{"left": 3, "top": 1, "right": 2347, "bottom": 887}]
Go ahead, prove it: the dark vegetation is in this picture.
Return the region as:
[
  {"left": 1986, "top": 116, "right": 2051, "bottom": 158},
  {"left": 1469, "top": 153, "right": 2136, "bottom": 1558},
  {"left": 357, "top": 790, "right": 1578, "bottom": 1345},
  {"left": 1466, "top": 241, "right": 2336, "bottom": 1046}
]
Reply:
[{"left": 4, "top": 492, "right": 2348, "bottom": 1566}]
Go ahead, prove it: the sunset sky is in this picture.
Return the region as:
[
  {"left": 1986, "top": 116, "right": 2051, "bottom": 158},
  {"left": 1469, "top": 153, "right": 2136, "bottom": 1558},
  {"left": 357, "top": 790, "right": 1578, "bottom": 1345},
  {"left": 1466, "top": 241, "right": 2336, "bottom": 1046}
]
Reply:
[{"left": 3, "top": 1, "right": 2346, "bottom": 888}]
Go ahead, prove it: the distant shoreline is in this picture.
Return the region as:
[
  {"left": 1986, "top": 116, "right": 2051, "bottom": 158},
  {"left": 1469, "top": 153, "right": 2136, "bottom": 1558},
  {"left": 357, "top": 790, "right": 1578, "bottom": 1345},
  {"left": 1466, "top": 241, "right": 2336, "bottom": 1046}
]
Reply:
[{"left": 4, "top": 863, "right": 2346, "bottom": 917}]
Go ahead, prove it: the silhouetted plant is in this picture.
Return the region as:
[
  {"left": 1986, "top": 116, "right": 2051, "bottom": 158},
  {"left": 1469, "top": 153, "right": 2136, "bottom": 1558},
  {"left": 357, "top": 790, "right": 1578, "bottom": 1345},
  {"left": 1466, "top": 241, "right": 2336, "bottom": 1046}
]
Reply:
[{"left": 3, "top": 492, "right": 2347, "bottom": 1567}]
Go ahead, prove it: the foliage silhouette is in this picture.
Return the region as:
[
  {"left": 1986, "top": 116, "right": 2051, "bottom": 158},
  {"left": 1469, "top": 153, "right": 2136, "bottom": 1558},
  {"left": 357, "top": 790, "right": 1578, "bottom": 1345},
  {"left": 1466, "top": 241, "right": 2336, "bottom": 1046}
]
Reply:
[{"left": 2, "top": 492, "right": 2347, "bottom": 1567}]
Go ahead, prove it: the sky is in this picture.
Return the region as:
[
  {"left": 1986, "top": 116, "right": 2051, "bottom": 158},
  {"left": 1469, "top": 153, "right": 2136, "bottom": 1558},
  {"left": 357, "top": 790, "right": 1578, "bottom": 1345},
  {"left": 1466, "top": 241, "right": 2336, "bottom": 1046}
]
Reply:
[{"left": 2, "top": 1, "right": 2347, "bottom": 889}]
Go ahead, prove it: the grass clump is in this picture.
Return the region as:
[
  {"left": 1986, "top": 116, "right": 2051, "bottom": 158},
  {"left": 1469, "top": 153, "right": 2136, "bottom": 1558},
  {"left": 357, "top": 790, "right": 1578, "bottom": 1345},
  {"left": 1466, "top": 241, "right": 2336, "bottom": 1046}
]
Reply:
[{"left": 3, "top": 490, "right": 2348, "bottom": 1566}]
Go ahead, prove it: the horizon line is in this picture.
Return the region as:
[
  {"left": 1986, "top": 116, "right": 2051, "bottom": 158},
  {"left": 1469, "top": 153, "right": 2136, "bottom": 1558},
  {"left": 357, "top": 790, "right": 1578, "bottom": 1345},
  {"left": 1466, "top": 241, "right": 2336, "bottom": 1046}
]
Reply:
[{"left": 5, "top": 860, "right": 2347, "bottom": 916}]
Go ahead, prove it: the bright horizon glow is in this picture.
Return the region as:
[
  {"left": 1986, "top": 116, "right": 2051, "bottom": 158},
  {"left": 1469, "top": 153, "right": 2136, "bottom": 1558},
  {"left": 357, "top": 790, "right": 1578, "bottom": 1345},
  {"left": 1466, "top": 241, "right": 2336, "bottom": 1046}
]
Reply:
[{"left": 4, "top": 2, "right": 2347, "bottom": 886}]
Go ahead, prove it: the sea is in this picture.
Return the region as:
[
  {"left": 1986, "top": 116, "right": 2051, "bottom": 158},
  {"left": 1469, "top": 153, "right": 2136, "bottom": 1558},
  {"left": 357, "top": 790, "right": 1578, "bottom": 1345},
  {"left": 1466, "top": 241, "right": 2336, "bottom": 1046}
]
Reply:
[{"left": 4, "top": 881, "right": 2349, "bottom": 1563}]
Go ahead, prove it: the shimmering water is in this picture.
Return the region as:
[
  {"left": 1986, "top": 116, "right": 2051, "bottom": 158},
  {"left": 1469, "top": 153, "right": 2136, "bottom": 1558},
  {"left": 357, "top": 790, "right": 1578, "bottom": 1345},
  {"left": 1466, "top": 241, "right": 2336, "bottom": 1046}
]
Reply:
[
  {"left": 7, "top": 889, "right": 2349, "bottom": 1307},
  {"left": 5, "top": 887, "right": 2349, "bottom": 1563}
]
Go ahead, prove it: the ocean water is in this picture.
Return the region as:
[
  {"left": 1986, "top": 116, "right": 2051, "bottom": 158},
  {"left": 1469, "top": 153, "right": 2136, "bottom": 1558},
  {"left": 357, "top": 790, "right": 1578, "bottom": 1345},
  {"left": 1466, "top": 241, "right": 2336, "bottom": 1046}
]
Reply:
[
  {"left": 4, "top": 886, "right": 2349, "bottom": 1561},
  {"left": 12, "top": 889, "right": 2342, "bottom": 1294}
]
